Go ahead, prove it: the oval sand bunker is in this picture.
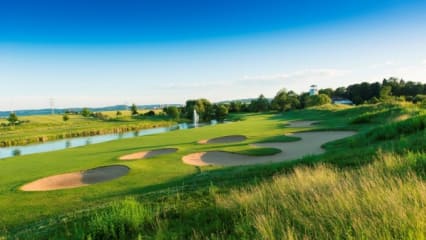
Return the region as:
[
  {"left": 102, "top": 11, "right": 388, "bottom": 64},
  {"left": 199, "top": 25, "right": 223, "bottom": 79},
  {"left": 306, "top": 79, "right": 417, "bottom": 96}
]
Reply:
[
  {"left": 119, "top": 148, "right": 177, "bottom": 160},
  {"left": 183, "top": 131, "right": 355, "bottom": 166},
  {"left": 198, "top": 135, "right": 247, "bottom": 144},
  {"left": 20, "top": 165, "right": 129, "bottom": 191}
]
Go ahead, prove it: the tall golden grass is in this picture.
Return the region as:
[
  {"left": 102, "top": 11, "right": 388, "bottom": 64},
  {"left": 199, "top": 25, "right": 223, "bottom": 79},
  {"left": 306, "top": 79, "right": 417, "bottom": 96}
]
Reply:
[{"left": 218, "top": 151, "right": 426, "bottom": 240}]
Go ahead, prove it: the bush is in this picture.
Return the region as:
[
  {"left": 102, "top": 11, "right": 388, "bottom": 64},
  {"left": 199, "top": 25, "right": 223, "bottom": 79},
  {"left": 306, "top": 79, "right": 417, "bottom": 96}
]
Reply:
[
  {"left": 143, "top": 110, "right": 156, "bottom": 116},
  {"left": 163, "top": 106, "right": 180, "bottom": 119},
  {"left": 130, "top": 104, "right": 139, "bottom": 115},
  {"left": 7, "top": 113, "right": 19, "bottom": 125}
]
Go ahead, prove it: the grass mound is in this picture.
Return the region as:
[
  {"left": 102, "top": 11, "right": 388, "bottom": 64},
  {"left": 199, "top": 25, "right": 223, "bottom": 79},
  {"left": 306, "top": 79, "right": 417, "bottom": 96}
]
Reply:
[
  {"left": 351, "top": 105, "right": 411, "bottom": 124},
  {"left": 366, "top": 114, "right": 426, "bottom": 141}
]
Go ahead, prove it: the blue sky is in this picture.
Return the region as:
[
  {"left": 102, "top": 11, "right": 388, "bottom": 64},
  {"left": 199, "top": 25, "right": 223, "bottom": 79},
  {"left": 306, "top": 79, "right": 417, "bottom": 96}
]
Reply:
[{"left": 1, "top": 0, "right": 426, "bottom": 110}]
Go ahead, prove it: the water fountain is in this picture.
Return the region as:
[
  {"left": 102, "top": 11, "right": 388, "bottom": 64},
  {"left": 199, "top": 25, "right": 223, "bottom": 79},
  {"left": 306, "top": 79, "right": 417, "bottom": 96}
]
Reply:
[{"left": 193, "top": 109, "right": 199, "bottom": 127}]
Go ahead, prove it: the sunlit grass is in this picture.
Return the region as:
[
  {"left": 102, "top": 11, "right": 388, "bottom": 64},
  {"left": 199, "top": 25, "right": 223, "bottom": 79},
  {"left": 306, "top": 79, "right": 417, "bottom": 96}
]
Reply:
[
  {"left": 217, "top": 151, "right": 426, "bottom": 240},
  {"left": 3, "top": 102, "right": 426, "bottom": 239}
]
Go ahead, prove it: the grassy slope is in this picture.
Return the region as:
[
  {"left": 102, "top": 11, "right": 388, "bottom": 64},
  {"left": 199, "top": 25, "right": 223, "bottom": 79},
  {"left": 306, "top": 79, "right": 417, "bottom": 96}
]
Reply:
[
  {"left": 0, "top": 111, "right": 174, "bottom": 146},
  {"left": 2, "top": 103, "right": 425, "bottom": 239},
  {"left": 0, "top": 113, "right": 301, "bottom": 230}
]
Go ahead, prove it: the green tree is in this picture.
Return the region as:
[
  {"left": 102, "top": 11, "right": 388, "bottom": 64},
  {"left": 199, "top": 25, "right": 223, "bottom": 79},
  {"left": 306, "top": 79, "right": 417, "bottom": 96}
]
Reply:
[
  {"left": 7, "top": 112, "right": 19, "bottom": 125},
  {"left": 214, "top": 104, "right": 228, "bottom": 122},
  {"left": 305, "top": 94, "right": 331, "bottom": 107},
  {"left": 271, "top": 89, "right": 300, "bottom": 112},
  {"left": 229, "top": 101, "right": 242, "bottom": 113},
  {"left": 184, "top": 99, "right": 213, "bottom": 121},
  {"left": 318, "top": 88, "right": 333, "bottom": 97},
  {"left": 317, "top": 93, "right": 332, "bottom": 105},
  {"left": 130, "top": 104, "right": 139, "bottom": 115},
  {"left": 249, "top": 94, "right": 270, "bottom": 112},
  {"left": 271, "top": 89, "right": 289, "bottom": 111},
  {"left": 164, "top": 106, "right": 180, "bottom": 119},
  {"left": 334, "top": 87, "right": 347, "bottom": 98},
  {"left": 81, "top": 108, "right": 91, "bottom": 117}
]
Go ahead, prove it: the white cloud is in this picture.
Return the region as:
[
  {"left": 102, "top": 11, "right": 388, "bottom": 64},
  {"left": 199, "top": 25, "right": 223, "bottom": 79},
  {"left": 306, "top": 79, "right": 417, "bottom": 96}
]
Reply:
[{"left": 421, "top": 59, "right": 426, "bottom": 65}]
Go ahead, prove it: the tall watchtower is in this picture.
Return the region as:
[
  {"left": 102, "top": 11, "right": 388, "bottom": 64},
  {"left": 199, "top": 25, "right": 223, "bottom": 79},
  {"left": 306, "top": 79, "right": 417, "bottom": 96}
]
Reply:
[{"left": 309, "top": 85, "right": 318, "bottom": 96}]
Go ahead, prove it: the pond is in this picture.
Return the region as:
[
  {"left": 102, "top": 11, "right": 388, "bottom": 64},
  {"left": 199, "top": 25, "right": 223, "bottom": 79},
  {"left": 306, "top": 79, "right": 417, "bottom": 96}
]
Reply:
[{"left": 0, "top": 122, "right": 216, "bottom": 159}]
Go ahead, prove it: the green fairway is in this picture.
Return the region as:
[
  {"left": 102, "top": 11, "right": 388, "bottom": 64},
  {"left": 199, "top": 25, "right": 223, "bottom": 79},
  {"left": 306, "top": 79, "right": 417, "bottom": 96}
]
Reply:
[{"left": 1, "top": 103, "right": 425, "bottom": 239}]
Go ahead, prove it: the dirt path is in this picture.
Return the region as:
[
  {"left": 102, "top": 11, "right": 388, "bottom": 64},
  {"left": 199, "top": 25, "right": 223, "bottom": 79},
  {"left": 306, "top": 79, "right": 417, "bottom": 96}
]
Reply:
[
  {"left": 182, "top": 131, "right": 356, "bottom": 166},
  {"left": 119, "top": 148, "right": 177, "bottom": 160},
  {"left": 20, "top": 165, "right": 129, "bottom": 191}
]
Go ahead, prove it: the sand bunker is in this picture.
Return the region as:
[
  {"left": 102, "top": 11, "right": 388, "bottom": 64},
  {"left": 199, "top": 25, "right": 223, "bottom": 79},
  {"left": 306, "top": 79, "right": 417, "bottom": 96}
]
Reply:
[
  {"left": 287, "top": 121, "right": 318, "bottom": 127},
  {"left": 183, "top": 131, "right": 355, "bottom": 166},
  {"left": 198, "top": 135, "right": 247, "bottom": 144},
  {"left": 119, "top": 148, "right": 177, "bottom": 160},
  {"left": 20, "top": 165, "right": 129, "bottom": 191}
]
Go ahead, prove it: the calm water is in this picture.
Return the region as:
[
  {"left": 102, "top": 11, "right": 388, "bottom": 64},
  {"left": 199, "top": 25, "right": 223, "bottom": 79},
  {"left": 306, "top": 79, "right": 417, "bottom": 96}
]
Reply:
[{"left": 0, "top": 121, "right": 217, "bottom": 159}]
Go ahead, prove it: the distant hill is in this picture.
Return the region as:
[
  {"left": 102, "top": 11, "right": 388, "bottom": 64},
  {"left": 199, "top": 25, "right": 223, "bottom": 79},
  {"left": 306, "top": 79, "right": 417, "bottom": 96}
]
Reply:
[
  {"left": 0, "top": 104, "right": 182, "bottom": 118},
  {"left": 216, "top": 98, "right": 256, "bottom": 104}
]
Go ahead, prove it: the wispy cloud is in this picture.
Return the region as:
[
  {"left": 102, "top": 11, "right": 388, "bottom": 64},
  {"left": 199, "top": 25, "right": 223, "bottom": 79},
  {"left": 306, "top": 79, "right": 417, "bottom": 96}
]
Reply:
[
  {"left": 160, "top": 81, "right": 230, "bottom": 90},
  {"left": 369, "top": 61, "right": 395, "bottom": 69},
  {"left": 241, "top": 68, "right": 349, "bottom": 84}
]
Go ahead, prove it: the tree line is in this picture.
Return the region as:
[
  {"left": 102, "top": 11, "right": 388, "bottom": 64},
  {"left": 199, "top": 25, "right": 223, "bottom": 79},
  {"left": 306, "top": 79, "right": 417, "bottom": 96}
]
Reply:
[
  {"left": 4, "top": 77, "right": 426, "bottom": 126},
  {"left": 225, "top": 77, "right": 426, "bottom": 113},
  {"left": 321, "top": 77, "right": 426, "bottom": 104}
]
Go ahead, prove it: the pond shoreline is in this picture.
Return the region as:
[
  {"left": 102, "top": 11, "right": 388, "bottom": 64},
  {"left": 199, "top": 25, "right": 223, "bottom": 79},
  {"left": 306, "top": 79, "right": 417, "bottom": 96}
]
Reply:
[{"left": 0, "top": 122, "right": 175, "bottom": 147}]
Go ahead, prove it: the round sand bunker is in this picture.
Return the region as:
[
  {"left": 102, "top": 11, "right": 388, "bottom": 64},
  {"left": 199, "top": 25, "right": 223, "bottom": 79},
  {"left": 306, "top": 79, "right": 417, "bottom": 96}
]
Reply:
[
  {"left": 198, "top": 135, "right": 247, "bottom": 144},
  {"left": 119, "top": 148, "right": 177, "bottom": 160},
  {"left": 20, "top": 165, "right": 129, "bottom": 191}
]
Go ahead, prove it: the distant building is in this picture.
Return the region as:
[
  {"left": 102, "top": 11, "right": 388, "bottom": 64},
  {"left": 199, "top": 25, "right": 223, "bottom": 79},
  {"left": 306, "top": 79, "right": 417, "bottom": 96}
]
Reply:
[
  {"left": 309, "top": 85, "right": 318, "bottom": 96},
  {"left": 332, "top": 97, "right": 353, "bottom": 105}
]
